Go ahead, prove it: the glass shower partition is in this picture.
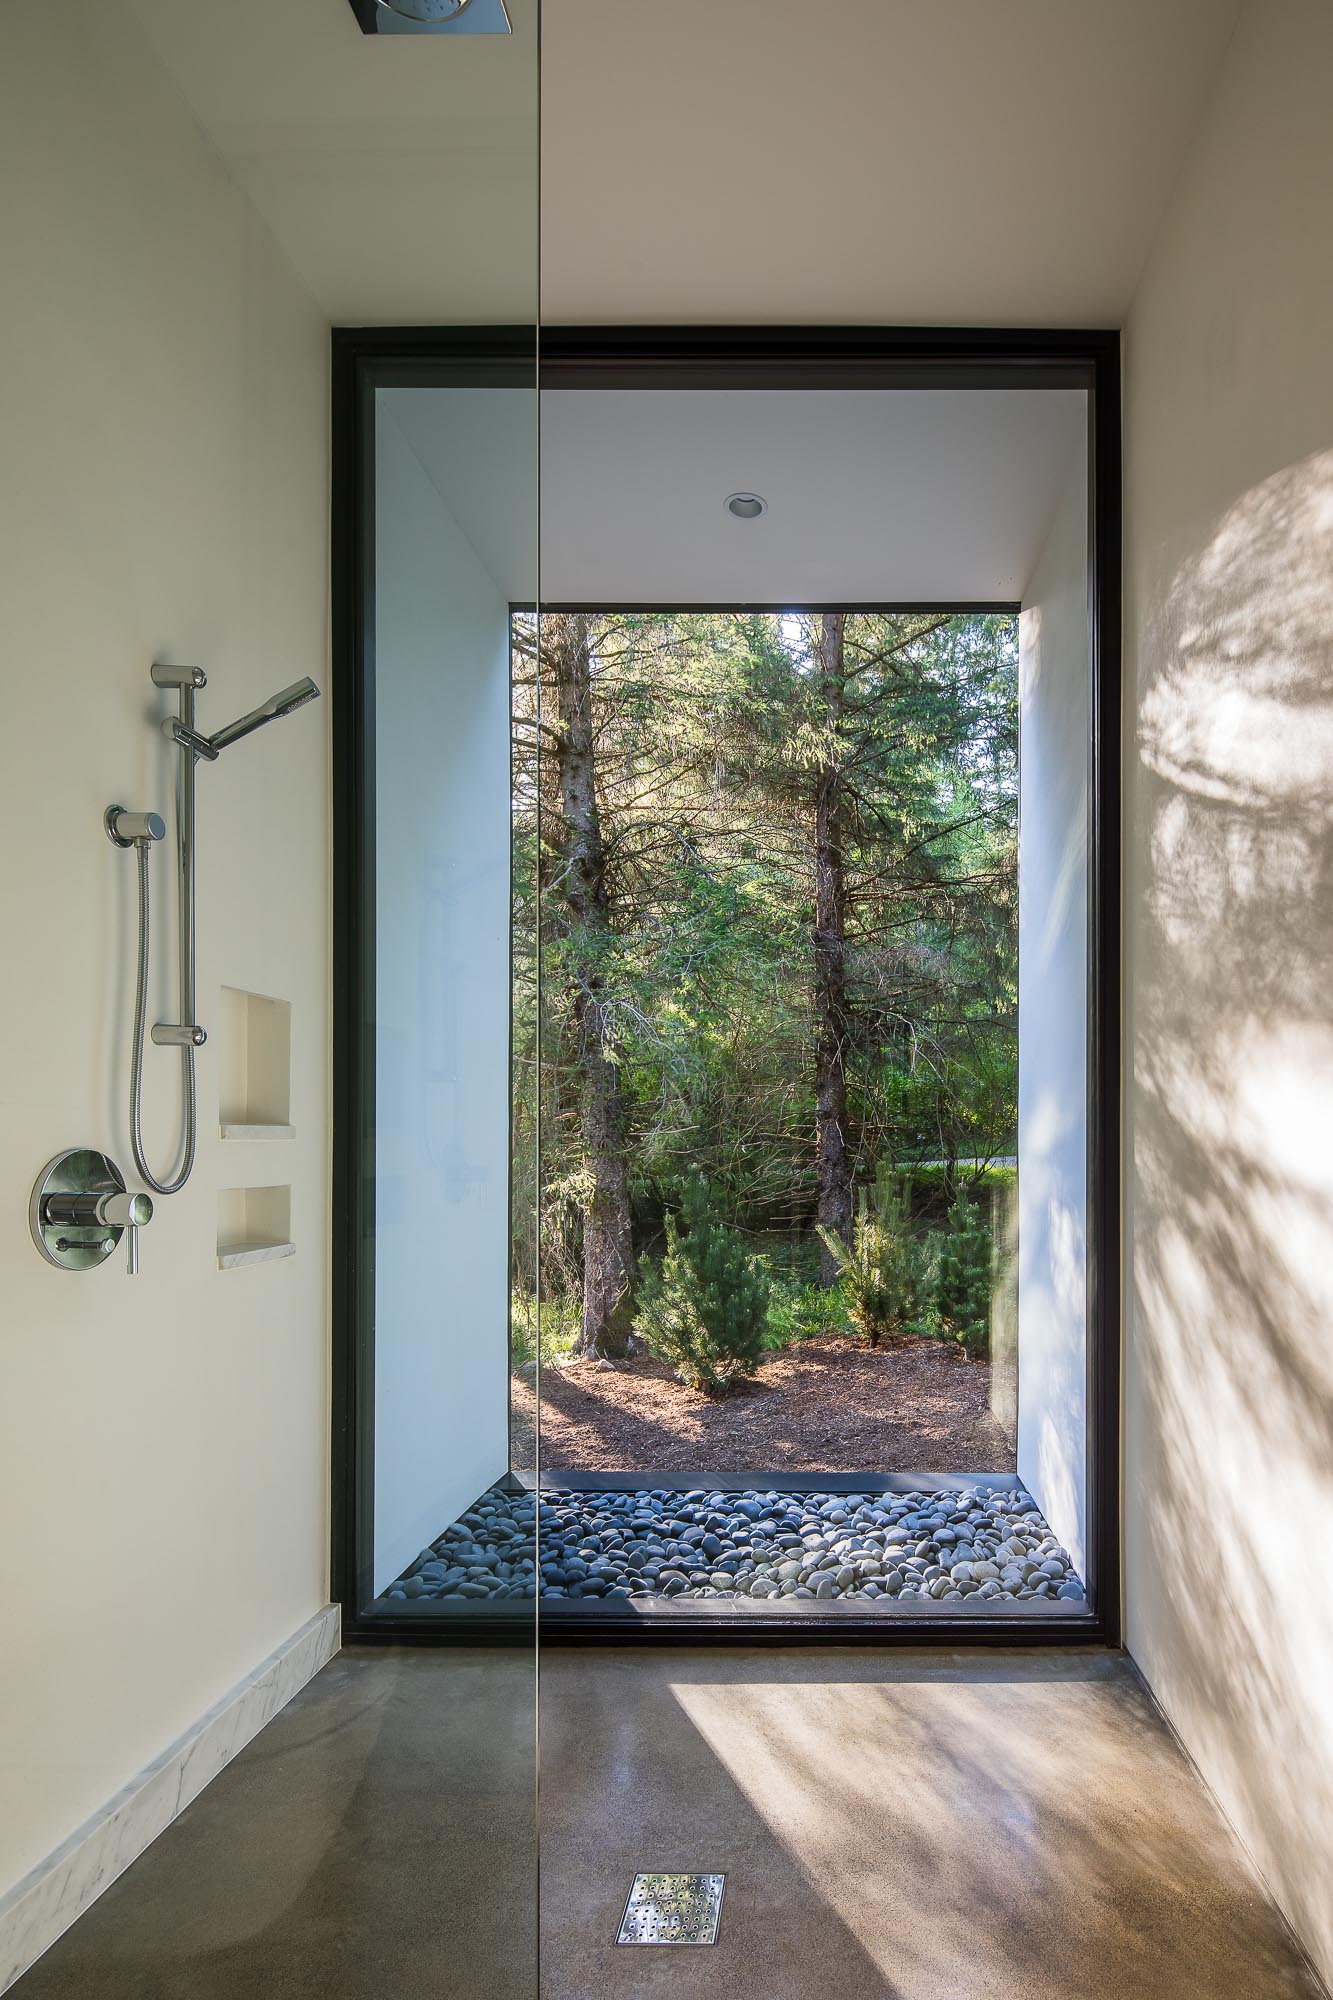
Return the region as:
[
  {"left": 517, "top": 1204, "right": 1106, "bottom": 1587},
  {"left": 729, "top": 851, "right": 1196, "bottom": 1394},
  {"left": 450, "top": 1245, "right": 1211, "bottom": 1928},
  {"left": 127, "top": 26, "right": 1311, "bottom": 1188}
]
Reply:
[{"left": 334, "top": 4, "right": 540, "bottom": 1992}]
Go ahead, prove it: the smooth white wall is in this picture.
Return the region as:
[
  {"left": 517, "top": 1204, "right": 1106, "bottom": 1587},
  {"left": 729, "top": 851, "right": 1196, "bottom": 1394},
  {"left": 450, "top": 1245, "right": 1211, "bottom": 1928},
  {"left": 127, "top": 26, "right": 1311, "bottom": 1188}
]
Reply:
[
  {"left": 372, "top": 406, "right": 513, "bottom": 1592},
  {"left": 0, "top": 5, "right": 329, "bottom": 1899},
  {"left": 1017, "top": 435, "right": 1089, "bottom": 1577},
  {"left": 1124, "top": 0, "right": 1333, "bottom": 1984}
]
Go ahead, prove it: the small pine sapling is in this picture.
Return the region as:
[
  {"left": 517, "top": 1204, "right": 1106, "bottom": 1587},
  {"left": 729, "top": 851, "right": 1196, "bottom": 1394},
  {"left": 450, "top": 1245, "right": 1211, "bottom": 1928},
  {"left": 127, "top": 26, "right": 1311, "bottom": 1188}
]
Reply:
[
  {"left": 934, "top": 1188, "right": 993, "bottom": 1357},
  {"left": 635, "top": 1173, "right": 771, "bottom": 1395},
  {"left": 817, "top": 1167, "right": 917, "bottom": 1346}
]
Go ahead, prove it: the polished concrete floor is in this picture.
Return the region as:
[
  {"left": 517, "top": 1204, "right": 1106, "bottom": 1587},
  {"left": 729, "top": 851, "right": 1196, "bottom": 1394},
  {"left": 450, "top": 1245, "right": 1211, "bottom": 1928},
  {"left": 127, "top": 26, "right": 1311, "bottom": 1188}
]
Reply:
[{"left": 14, "top": 1647, "right": 1324, "bottom": 2000}]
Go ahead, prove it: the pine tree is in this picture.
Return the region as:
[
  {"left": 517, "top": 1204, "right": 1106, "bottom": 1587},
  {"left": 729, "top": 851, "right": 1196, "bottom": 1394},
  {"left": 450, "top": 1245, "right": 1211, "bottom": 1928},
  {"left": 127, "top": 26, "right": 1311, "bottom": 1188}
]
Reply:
[
  {"left": 935, "top": 1189, "right": 993, "bottom": 1356},
  {"left": 817, "top": 1166, "right": 916, "bottom": 1346},
  {"left": 510, "top": 607, "right": 1018, "bottom": 1339},
  {"left": 635, "top": 1174, "right": 770, "bottom": 1396},
  {"left": 541, "top": 613, "right": 635, "bottom": 1358}
]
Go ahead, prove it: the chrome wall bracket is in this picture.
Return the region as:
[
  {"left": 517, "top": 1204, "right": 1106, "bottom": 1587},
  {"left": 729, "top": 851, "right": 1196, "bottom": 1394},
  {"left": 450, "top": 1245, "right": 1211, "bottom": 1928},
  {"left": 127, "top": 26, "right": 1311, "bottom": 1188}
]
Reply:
[
  {"left": 30, "top": 1149, "right": 153, "bottom": 1274},
  {"left": 105, "top": 805, "right": 166, "bottom": 849}
]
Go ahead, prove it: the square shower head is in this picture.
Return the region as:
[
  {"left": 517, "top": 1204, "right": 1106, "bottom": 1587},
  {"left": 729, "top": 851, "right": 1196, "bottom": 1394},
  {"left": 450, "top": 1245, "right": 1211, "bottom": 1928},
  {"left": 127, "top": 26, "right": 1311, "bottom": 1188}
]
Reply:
[{"left": 348, "top": 0, "right": 512, "bottom": 33}]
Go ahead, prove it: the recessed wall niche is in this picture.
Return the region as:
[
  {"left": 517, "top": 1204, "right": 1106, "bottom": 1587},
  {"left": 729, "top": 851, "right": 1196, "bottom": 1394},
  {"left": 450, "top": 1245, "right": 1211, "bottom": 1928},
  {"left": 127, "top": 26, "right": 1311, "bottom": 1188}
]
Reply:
[
  {"left": 217, "top": 1186, "right": 293, "bottom": 1270},
  {"left": 219, "top": 986, "right": 292, "bottom": 1137}
]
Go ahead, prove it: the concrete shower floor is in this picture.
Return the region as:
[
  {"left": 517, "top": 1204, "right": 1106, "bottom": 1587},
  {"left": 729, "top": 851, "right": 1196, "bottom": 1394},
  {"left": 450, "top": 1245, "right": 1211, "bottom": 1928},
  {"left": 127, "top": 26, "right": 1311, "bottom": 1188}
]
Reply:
[{"left": 13, "top": 1648, "right": 1324, "bottom": 2000}]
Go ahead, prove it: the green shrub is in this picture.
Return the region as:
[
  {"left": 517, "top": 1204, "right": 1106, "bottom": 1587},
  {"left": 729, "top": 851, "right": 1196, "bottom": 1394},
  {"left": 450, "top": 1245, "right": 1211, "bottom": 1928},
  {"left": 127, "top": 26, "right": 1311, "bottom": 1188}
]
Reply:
[
  {"left": 904, "top": 1232, "right": 945, "bottom": 1342},
  {"left": 635, "top": 1174, "right": 771, "bottom": 1395},
  {"left": 933, "top": 1190, "right": 993, "bottom": 1357},
  {"left": 899, "top": 1161, "right": 1016, "bottom": 1198},
  {"left": 816, "top": 1168, "right": 917, "bottom": 1347},
  {"left": 509, "top": 1291, "right": 580, "bottom": 1371},
  {"left": 764, "top": 1278, "right": 852, "bottom": 1348}
]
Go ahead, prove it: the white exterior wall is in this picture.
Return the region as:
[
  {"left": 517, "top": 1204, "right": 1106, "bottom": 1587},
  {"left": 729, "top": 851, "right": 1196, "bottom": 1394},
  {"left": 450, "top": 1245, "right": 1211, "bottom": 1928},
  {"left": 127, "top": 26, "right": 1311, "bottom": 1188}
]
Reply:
[
  {"left": 1017, "top": 434, "right": 1090, "bottom": 1577},
  {"left": 1123, "top": 1, "right": 1333, "bottom": 1984},
  {"left": 372, "top": 406, "right": 513, "bottom": 1592},
  {"left": 0, "top": 0, "right": 329, "bottom": 1908}
]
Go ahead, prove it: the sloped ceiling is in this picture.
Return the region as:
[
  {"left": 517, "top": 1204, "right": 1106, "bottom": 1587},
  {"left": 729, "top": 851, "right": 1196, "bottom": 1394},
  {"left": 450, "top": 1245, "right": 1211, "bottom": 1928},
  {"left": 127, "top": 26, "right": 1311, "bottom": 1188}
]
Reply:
[{"left": 127, "top": 0, "right": 1240, "bottom": 326}]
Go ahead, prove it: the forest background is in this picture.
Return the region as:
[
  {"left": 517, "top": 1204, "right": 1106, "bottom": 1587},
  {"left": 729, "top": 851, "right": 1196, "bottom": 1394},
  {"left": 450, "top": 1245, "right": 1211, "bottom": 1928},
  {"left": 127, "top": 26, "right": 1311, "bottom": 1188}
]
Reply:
[{"left": 510, "top": 607, "right": 1019, "bottom": 1385}]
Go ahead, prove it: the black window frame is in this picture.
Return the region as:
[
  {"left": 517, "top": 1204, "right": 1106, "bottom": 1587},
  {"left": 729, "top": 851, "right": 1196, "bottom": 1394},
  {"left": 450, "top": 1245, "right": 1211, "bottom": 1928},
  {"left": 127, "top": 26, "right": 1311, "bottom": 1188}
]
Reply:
[{"left": 331, "top": 324, "right": 1122, "bottom": 1647}]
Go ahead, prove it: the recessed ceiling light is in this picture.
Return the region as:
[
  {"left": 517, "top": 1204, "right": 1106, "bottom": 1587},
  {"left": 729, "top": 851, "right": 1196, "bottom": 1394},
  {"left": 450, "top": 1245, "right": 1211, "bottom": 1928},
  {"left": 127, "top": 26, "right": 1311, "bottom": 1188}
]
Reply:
[{"left": 725, "top": 492, "right": 768, "bottom": 519}]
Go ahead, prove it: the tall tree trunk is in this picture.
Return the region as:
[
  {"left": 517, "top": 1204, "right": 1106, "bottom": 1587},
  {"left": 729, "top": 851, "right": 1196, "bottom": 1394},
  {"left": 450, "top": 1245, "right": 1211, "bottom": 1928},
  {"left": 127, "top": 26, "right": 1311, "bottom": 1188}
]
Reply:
[
  {"left": 548, "top": 614, "right": 636, "bottom": 1356},
  {"left": 813, "top": 612, "right": 853, "bottom": 1282}
]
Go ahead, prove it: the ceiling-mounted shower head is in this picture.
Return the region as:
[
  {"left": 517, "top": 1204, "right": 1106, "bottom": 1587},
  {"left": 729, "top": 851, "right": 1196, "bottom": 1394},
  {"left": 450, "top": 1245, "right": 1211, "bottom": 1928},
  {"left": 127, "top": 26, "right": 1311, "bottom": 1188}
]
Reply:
[
  {"left": 352, "top": 0, "right": 512, "bottom": 33},
  {"left": 380, "top": 0, "right": 475, "bottom": 18},
  {"left": 207, "top": 678, "right": 321, "bottom": 753}
]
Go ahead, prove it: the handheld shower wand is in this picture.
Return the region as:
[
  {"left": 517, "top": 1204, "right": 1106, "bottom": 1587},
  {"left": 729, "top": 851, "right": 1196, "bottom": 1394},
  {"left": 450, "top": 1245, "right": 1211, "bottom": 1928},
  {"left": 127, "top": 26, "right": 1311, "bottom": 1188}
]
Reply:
[
  {"left": 160, "top": 677, "right": 319, "bottom": 758},
  {"left": 110, "top": 663, "right": 321, "bottom": 1196},
  {"left": 207, "top": 678, "right": 320, "bottom": 751}
]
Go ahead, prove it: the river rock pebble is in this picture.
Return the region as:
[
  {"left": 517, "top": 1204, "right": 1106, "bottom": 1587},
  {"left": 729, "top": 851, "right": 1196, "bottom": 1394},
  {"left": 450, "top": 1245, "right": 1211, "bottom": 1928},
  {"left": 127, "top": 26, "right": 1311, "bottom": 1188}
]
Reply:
[{"left": 385, "top": 1484, "right": 1087, "bottom": 1610}]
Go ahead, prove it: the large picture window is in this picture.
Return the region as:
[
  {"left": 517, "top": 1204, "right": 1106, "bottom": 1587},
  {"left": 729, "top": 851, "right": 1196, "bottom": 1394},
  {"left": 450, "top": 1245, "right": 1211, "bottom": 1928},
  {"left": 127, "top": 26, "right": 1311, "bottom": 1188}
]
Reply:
[{"left": 331, "top": 329, "right": 1121, "bottom": 1642}]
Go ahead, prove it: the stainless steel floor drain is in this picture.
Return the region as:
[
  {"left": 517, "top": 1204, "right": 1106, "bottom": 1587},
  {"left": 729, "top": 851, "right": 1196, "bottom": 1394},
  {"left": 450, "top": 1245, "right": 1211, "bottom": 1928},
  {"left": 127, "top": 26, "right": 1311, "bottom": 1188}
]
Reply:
[{"left": 616, "top": 1873, "right": 725, "bottom": 1946}]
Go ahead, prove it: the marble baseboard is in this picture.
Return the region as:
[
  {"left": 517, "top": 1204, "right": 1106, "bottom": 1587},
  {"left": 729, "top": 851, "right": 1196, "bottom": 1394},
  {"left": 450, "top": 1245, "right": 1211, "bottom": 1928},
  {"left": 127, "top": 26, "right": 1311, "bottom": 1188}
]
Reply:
[{"left": 0, "top": 1603, "right": 340, "bottom": 1994}]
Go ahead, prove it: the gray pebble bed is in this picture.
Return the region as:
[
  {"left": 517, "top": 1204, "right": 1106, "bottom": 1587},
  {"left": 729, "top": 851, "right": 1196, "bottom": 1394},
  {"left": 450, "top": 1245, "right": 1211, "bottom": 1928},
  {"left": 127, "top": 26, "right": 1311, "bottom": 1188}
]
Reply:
[{"left": 385, "top": 1484, "right": 1087, "bottom": 1609}]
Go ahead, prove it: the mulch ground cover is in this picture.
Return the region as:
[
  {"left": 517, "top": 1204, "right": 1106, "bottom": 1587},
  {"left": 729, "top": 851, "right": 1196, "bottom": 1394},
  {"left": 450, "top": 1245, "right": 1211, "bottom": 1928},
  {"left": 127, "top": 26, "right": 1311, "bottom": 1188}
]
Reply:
[{"left": 510, "top": 1334, "right": 1014, "bottom": 1475}]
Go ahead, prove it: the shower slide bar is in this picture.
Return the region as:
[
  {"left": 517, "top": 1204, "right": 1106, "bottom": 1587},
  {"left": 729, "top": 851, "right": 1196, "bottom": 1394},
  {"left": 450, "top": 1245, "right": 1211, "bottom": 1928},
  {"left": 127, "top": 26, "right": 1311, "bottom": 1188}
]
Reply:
[{"left": 106, "top": 663, "right": 320, "bottom": 1196}]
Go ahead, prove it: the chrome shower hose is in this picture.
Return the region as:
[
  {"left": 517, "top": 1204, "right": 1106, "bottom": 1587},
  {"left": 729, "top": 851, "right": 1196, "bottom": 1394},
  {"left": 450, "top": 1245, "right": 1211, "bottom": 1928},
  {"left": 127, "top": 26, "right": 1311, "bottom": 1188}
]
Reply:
[{"left": 130, "top": 836, "right": 197, "bottom": 1195}]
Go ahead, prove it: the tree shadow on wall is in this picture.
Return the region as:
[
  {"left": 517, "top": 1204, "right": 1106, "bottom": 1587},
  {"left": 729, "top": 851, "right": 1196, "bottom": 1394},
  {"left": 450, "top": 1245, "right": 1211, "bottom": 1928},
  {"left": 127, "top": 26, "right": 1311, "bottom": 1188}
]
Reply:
[{"left": 1129, "top": 444, "right": 1333, "bottom": 1984}]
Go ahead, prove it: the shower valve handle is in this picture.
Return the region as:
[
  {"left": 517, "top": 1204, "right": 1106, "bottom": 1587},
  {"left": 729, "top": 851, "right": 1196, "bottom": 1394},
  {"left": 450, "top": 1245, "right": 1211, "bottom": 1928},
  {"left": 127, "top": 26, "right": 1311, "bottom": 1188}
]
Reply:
[
  {"left": 30, "top": 1153, "right": 153, "bottom": 1275},
  {"left": 99, "top": 1191, "right": 153, "bottom": 1274}
]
